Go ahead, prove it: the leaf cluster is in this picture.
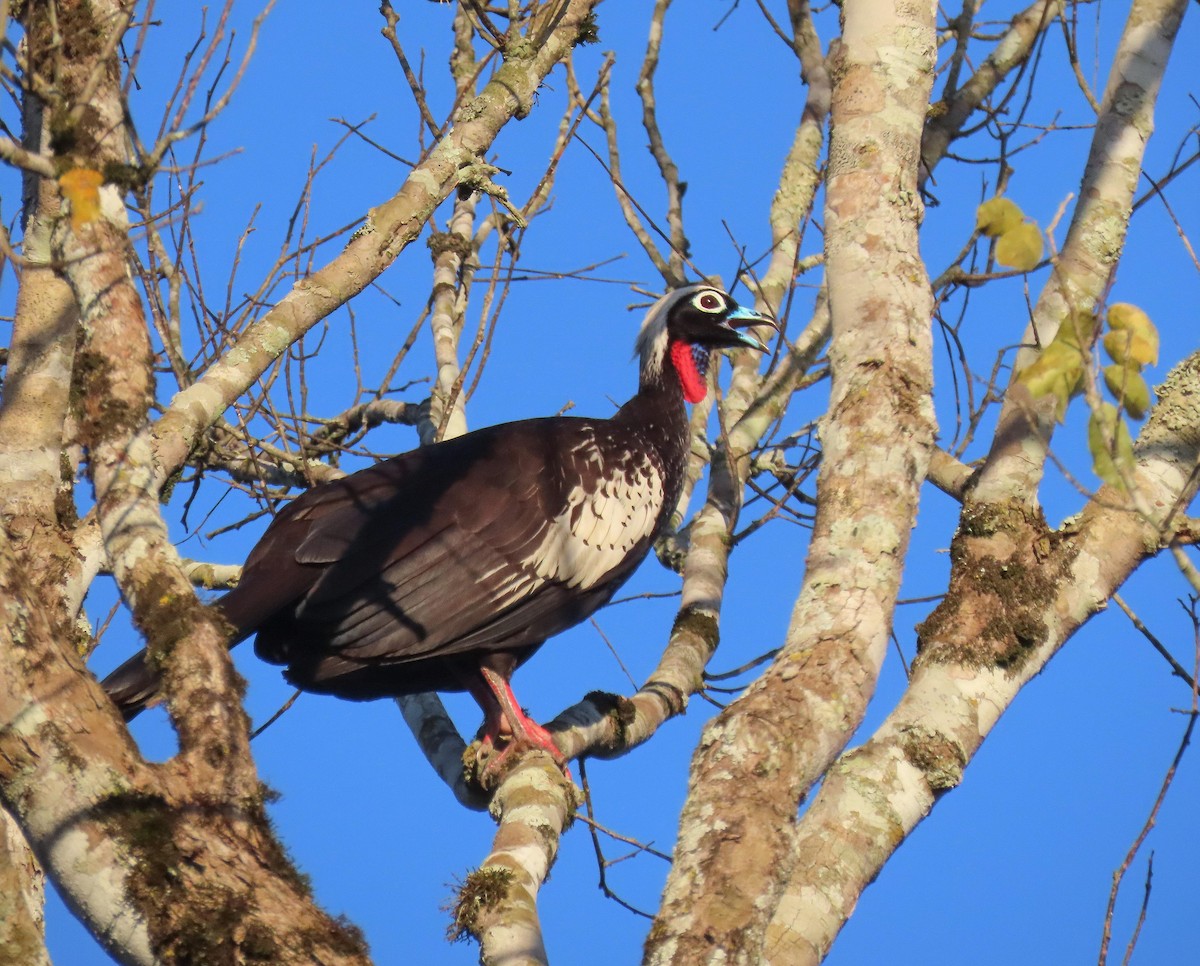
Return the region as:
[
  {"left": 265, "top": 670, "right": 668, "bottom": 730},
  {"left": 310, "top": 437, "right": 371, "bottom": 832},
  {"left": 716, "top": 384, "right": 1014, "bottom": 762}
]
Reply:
[
  {"left": 976, "top": 196, "right": 1043, "bottom": 272},
  {"left": 1089, "top": 303, "right": 1159, "bottom": 488},
  {"left": 1015, "top": 298, "right": 1160, "bottom": 489}
]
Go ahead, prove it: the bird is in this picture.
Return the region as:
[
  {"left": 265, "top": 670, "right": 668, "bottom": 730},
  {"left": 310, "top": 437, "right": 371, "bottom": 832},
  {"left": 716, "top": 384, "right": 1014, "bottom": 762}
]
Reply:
[{"left": 102, "top": 283, "right": 774, "bottom": 773}]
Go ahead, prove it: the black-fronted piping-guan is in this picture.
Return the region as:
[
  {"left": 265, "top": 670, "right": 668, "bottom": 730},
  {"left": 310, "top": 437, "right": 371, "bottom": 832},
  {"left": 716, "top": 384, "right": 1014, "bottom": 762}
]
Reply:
[{"left": 102, "top": 283, "right": 774, "bottom": 769}]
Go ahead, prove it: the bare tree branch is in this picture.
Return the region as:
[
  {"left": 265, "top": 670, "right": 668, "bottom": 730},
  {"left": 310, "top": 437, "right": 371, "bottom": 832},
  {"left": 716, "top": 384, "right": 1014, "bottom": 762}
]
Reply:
[{"left": 646, "top": 0, "right": 939, "bottom": 957}]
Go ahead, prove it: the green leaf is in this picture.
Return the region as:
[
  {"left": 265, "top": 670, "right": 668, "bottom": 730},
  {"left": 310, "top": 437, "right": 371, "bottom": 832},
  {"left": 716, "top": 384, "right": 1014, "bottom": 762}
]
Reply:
[
  {"left": 976, "top": 197, "right": 1024, "bottom": 237},
  {"left": 1102, "top": 364, "right": 1152, "bottom": 419},
  {"left": 1088, "top": 403, "right": 1136, "bottom": 489},
  {"left": 1053, "top": 309, "right": 1098, "bottom": 351},
  {"left": 1017, "top": 340, "right": 1084, "bottom": 421},
  {"left": 1102, "top": 331, "right": 1129, "bottom": 365},
  {"left": 994, "top": 222, "right": 1044, "bottom": 271}
]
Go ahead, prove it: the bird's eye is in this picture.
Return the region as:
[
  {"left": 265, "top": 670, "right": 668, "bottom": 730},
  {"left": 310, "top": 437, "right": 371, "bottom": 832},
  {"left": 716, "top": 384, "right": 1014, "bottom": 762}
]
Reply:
[{"left": 692, "top": 291, "right": 725, "bottom": 314}]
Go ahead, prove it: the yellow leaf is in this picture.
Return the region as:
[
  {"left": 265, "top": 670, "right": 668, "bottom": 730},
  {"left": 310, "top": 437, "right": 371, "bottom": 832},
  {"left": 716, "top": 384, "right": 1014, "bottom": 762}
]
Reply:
[
  {"left": 1102, "top": 364, "right": 1152, "bottom": 419},
  {"left": 58, "top": 168, "right": 105, "bottom": 230},
  {"left": 1107, "top": 302, "right": 1152, "bottom": 333},
  {"left": 994, "top": 222, "right": 1044, "bottom": 271},
  {"left": 976, "top": 197, "right": 1024, "bottom": 237},
  {"left": 1102, "top": 329, "right": 1157, "bottom": 368},
  {"left": 1105, "top": 303, "right": 1159, "bottom": 366}
]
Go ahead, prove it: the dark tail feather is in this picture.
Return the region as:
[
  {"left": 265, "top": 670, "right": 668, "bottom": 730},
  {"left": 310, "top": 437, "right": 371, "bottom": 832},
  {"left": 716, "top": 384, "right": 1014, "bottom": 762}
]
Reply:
[
  {"left": 101, "top": 650, "right": 166, "bottom": 721},
  {"left": 101, "top": 593, "right": 255, "bottom": 721}
]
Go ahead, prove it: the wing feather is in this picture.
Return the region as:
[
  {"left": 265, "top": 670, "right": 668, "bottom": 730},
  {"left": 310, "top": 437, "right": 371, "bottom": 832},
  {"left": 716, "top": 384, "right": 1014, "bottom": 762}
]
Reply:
[{"left": 242, "top": 416, "right": 671, "bottom": 691}]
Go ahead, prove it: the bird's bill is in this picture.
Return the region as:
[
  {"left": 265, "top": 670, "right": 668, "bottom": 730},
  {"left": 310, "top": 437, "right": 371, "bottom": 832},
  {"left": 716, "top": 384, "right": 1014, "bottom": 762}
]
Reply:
[{"left": 721, "top": 304, "right": 778, "bottom": 352}]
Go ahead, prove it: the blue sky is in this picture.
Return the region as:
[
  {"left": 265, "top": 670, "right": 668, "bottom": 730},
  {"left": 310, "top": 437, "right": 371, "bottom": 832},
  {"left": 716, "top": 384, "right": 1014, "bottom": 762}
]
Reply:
[{"left": 15, "top": 2, "right": 1200, "bottom": 963}]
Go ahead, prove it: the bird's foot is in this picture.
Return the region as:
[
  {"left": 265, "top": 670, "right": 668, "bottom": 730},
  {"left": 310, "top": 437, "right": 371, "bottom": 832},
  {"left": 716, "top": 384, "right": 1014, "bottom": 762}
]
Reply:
[
  {"left": 467, "top": 668, "right": 572, "bottom": 788},
  {"left": 469, "top": 727, "right": 572, "bottom": 791}
]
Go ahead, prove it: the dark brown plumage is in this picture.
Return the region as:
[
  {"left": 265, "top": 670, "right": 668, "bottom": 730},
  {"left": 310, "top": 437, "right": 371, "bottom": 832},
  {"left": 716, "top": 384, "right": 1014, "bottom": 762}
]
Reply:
[{"left": 102, "top": 284, "right": 773, "bottom": 764}]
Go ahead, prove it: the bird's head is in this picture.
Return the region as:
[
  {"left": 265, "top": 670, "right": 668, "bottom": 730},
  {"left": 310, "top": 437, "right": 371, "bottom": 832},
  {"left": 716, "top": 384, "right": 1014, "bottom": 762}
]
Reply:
[{"left": 636, "top": 283, "right": 777, "bottom": 403}]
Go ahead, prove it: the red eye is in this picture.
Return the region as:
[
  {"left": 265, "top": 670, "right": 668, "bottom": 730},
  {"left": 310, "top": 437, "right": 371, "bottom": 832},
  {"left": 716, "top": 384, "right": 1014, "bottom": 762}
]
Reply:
[{"left": 694, "top": 291, "right": 724, "bottom": 313}]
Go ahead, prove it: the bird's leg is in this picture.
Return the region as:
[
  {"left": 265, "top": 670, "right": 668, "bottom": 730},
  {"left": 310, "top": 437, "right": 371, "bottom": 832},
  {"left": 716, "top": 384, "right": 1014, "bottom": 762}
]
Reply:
[
  {"left": 478, "top": 667, "right": 563, "bottom": 759},
  {"left": 467, "top": 668, "right": 569, "bottom": 781},
  {"left": 464, "top": 675, "right": 508, "bottom": 758}
]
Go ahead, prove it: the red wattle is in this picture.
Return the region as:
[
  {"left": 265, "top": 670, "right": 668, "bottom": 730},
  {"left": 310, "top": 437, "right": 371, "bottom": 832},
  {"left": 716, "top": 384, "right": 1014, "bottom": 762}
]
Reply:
[{"left": 670, "top": 340, "right": 708, "bottom": 403}]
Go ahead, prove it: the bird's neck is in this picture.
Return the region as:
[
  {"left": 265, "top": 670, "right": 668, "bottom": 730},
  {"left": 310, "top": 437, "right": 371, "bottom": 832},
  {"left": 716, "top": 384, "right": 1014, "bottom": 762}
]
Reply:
[
  {"left": 616, "top": 342, "right": 698, "bottom": 480},
  {"left": 626, "top": 342, "right": 696, "bottom": 423},
  {"left": 633, "top": 339, "right": 709, "bottom": 403}
]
